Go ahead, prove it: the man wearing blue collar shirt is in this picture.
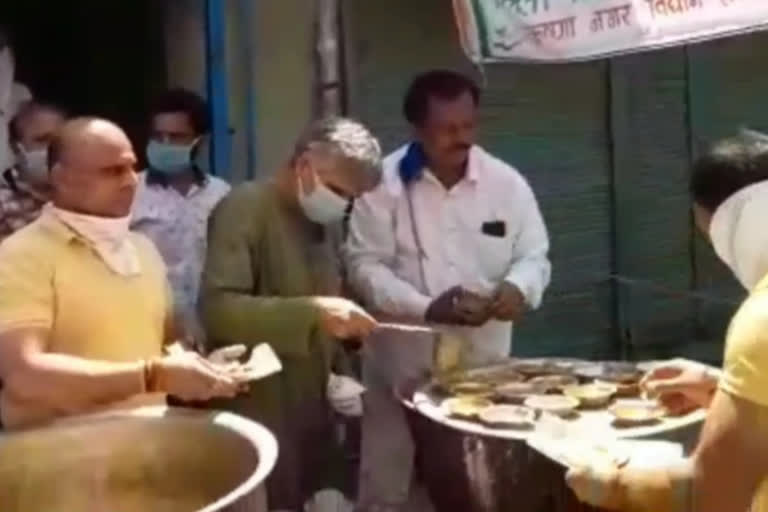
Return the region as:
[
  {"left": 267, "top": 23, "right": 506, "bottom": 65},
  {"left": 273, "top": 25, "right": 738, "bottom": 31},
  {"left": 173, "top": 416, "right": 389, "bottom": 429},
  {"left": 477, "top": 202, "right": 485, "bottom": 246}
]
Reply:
[{"left": 345, "top": 69, "right": 551, "bottom": 511}]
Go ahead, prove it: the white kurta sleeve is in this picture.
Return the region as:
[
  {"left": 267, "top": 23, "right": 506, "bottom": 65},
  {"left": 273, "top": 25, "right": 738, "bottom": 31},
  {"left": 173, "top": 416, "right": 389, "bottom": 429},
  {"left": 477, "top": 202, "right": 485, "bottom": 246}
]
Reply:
[
  {"left": 503, "top": 178, "right": 551, "bottom": 310},
  {"left": 344, "top": 183, "right": 432, "bottom": 320}
]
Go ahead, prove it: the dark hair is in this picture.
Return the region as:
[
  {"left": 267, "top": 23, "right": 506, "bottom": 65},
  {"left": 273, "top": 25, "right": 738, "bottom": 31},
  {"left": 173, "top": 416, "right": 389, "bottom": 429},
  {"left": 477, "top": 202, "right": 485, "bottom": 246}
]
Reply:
[
  {"left": 10, "top": 102, "right": 68, "bottom": 143},
  {"left": 403, "top": 70, "right": 480, "bottom": 126},
  {"left": 148, "top": 88, "right": 209, "bottom": 135},
  {"left": 690, "top": 133, "right": 768, "bottom": 213}
]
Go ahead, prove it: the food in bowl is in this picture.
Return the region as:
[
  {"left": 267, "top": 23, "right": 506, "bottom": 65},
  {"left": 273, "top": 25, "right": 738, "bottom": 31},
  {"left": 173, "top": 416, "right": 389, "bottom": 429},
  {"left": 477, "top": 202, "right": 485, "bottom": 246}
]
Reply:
[
  {"left": 609, "top": 400, "right": 666, "bottom": 425},
  {"left": 509, "top": 360, "right": 562, "bottom": 377},
  {"left": 574, "top": 361, "right": 642, "bottom": 383},
  {"left": 478, "top": 405, "right": 537, "bottom": 429},
  {"left": 494, "top": 381, "right": 541, "bottom": 403},
  {"left": 443, "top": 396, "right": 494, "bottom": 420},
  {"left": 524, "top": 395, "right": 580, "bottom": 417},
  {"left": 562, "top": 383, "right": 617, "bottom": 408},
  {"left": 461, "top": 365, "right": 526, "bottom": 385},
  {"left": 528, "top": 374, "right": 579, "bottom": 391},
  {"left": 448, "top": 380, "right": 495, "bottom": 397},
  {"left": 596, "top": 378, "right": 640, "bottom": 397}
]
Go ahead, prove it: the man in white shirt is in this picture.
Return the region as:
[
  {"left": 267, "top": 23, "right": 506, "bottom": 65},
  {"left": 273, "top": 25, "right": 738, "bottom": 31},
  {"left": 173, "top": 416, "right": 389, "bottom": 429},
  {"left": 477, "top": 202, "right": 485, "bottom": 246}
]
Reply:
[{"left": 345, "top": 70, "right": 551, "bottom": 511}]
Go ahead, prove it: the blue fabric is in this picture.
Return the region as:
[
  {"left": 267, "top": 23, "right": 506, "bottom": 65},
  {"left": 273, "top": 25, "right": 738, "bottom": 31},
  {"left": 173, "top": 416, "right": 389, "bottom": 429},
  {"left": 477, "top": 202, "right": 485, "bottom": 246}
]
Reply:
[{"left": 398, "top": 142, "right": 427, "bottom": 185}]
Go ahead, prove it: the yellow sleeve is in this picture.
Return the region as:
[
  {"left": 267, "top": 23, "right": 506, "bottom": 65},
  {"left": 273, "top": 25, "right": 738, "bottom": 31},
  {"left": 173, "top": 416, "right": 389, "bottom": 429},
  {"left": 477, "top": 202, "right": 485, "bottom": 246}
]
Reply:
[
  {"left": 0, "top": 236, "right": 54, "bottom": 333},
  {"left": 720, "top": 292, "right": 768, "bottom": 407}
]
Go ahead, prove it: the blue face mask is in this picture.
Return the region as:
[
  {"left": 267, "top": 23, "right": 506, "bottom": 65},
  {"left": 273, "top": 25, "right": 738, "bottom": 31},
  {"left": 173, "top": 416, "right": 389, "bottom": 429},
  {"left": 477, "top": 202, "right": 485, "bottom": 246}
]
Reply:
[{"left": 146, "top": 140, "right": 196, "bottom": 174}]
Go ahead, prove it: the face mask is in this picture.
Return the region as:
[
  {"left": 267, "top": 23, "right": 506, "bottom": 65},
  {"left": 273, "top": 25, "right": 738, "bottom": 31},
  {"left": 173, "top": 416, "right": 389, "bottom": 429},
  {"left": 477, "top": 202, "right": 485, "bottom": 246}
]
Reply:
[
  {"left": 47, "top": 204, "right": 140, "bottom": 276},
  {"left": 16, "top": 145, "right": 49, "bottom": 184},
  {"left": 297, "top": 171, "right": 349, "bottom": 224},
  {"left": 146, "top": 139, "right": 196, "bottom": 174},
  {"left": 710, "top": 180, "right": 768, "bottom": 290}
]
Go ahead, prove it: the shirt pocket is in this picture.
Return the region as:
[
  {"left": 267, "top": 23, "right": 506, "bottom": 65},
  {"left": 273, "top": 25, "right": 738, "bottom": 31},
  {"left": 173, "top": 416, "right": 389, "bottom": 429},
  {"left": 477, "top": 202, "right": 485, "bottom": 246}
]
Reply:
[{"left": 473, "top": 223, "right": 514, "bottom": 282}]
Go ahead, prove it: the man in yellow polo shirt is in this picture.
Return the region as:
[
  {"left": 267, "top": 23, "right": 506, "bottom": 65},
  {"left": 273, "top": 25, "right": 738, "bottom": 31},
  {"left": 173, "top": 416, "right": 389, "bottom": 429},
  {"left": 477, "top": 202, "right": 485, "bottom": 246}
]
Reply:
[
  {"left": 567, "top": 134, "right": 768, "bottom": 512},
  {"left": 0, "top": 117, "right": 241, "bottom": 429}
]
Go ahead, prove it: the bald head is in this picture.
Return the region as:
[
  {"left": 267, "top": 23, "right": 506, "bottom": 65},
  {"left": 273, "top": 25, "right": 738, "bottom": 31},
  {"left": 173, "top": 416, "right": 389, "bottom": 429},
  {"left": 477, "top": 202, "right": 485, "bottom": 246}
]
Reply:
[
  {"left": 50, "top": 117, "right": 138, "bottom": 218},
  {"left": 49, "top": 118, "right": 129, "bottom": 167}
]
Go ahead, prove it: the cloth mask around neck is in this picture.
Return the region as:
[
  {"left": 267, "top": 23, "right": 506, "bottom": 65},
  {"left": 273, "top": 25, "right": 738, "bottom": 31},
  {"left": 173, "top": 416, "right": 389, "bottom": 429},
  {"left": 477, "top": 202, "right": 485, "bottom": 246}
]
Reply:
[
  {"left": 709, "top": 179, "right": 768, "bottom": 290},
  {"left": 297, "top": 170, "right": 349, "bottom": 224},
  {"left": 48, "top": 205, "right": 141, "bottom": 277},
  {"left": 146, "top": 139, "right": 196, "bottom": 175}
]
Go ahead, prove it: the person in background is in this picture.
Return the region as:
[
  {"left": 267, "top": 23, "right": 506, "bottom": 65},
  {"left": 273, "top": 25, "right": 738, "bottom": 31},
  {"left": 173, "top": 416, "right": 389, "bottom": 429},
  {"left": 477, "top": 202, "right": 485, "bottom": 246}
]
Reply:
[
  {"left": 0, "top": 117, "right": 242, "bottom": 429},
  {"left": 0, "top": 102, "right": 67, "bottom": 242},
  {"left": 201, "top": 117, "right": 382, "bottom": 512},
  {"left": 132, "top": 88, "right": 230, "bottom": 348},
  {"left": 345, "top": 69, "right": 551, "bottom": 511},
  {"left": 0, "top": 26, "right": 33, "bottom": 180},
  {"left": 568, "top": 134, "right": 768, "bottom": 512}
]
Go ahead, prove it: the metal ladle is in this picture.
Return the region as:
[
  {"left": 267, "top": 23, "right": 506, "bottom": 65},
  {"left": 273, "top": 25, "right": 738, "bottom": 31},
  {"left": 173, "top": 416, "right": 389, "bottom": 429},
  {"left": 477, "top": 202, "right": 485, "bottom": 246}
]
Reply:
[{"left": 376, "top": 322, "right": 468, "bottom": 377}]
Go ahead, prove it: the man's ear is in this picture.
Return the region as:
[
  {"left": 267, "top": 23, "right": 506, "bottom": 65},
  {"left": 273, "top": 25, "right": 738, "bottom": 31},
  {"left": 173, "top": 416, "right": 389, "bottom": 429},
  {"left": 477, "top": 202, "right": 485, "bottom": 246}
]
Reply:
[
  {"left": 296, "top": 155, "right": 316, "bottom": 195},
  {"left": 49, "top": 162, "right": 65, "bottom": 189}
]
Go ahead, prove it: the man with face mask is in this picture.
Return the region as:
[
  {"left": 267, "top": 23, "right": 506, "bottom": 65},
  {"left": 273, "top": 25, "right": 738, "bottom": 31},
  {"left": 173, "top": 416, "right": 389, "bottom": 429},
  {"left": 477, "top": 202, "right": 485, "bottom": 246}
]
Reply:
[
  {"left": 0, "top": 102, "right": 67, "bottom": 242},
  {"left": 344, "top": 70, "right": 551, "bottom": 511},
  {"left": 638, "top": 128, "right": 768, "bottom": 416},
  {"left": 0, "top": 117, "right": 244, "bottom": 429},
  {"left": 132, "top": 89, "right": 230, "bottom": 348},
  {"left": 201, "top": 116, "right": 382, "bottom": 512},
  {"left": 567, "top": 134, "right": 768, "bottom": 512}
]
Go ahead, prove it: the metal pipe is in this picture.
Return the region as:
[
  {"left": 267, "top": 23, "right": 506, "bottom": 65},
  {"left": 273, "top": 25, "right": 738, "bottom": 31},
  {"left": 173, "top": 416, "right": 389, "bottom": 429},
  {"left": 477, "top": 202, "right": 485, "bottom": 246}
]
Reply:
[
  {"left": 239, "top": 0, "right": 258, "bottom": 179},
  {"left": 205, "top": 0, "right": 232, "bottom": 178},
  {"left": 316, "top": 0, "right": 342, "bottom": 116}
]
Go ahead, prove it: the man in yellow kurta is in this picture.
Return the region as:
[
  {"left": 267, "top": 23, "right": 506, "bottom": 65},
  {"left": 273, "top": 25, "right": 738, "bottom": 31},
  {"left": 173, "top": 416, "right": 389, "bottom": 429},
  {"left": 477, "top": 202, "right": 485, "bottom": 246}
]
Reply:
[
  {"left": 201, "top": 117, "right": 382, "bottom": 512},
  {"left": 0, "top": 118, "right": 241, "bottom": 429},
  {"left": 567, "top": 134, "right": 768, "bottom": 512}
]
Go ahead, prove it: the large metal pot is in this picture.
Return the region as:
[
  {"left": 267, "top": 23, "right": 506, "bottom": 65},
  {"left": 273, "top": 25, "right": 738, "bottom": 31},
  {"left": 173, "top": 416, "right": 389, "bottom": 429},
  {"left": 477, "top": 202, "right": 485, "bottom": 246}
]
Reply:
[
  {"left": 399, "top": 378, "right": 704, "bottom": 512},
  {"left": 0, "top": 406, "right": 277, "bottom": 512}
]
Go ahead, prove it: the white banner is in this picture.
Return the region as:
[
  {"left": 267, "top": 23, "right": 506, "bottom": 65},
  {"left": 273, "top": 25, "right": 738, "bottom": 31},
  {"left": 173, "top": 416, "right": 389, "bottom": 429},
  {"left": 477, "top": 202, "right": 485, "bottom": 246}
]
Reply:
[{"left": 453, "top": 0, "right": 768, "bottom": 62}]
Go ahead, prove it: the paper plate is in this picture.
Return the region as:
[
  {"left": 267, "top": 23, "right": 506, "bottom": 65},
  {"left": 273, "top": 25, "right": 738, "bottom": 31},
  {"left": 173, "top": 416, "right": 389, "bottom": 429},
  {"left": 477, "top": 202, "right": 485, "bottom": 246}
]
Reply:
[
  {"left": 477, "top": 405, "right": 536, "bottom": 429},
  {"left": 527, "top": 436, "right": 630, "bottom": 469},
  {"left": 524, "top": 395, "right": 579, "bottom": 416}
]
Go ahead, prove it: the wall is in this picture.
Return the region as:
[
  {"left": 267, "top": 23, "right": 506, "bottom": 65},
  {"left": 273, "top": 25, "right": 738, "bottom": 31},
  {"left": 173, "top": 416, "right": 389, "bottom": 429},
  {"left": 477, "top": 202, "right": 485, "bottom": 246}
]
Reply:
[
  {"left": 343, "top": 0, "right": 768, "bottom": 363},
  {"left": 164, "top": 0, "right": 315, "bottom": 182},
  {"left": 9, "top": 0, "right": 166, "bottom": 159}
]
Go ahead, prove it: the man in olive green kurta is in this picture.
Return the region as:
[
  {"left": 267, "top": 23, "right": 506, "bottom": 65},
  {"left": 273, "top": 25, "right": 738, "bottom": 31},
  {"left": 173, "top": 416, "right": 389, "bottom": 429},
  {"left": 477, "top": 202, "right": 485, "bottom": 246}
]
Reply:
[{"left": 201, "top": 117, "right": 382, "bottom": 512}]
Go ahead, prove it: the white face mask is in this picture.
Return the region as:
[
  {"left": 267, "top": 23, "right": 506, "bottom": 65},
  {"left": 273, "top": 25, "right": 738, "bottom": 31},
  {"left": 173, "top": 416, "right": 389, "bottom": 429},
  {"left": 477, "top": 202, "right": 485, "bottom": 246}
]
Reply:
[
  {"left": 709, "top": 180, "right": 768, "bottom": 290},
  {"left": 297, "top": 171, "right": 349, "bottom": 224},
  {"left": 47, "top": 205, "right": 140, "bottom": 276},
  {"left": 16, "top": 145, "right": 49, "bottom": 184}
]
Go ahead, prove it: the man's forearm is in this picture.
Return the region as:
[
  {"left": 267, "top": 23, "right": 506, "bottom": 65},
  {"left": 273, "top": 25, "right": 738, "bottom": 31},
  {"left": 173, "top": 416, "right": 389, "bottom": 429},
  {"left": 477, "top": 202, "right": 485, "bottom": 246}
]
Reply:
[
  {"left": 347, "top": 262, "right": 431, "bottom": 320},
  {"left": 618, "top": 459, "right": 694, "bottom": 512},
  {"left": 5, "top": 354, "right": 147, "bottom": 414},
  {"left": 202, "top": 291, "right": 319, "bottom": 357},
  {"left": 503, "top": 255, "right": 551, "bottom": 310}
]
